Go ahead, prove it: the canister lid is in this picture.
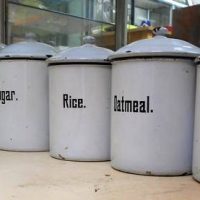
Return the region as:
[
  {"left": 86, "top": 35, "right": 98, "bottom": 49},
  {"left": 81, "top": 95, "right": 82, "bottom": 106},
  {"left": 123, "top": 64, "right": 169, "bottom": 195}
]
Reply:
[
  {"left": 0, "top": 33, "right": 56, "bottom": 59},
  {"left": 109, "top": 27, "right": 200, "bottom": 61},
  {"left": 48, "top": 36, "right": 114, "bottom": 64}
]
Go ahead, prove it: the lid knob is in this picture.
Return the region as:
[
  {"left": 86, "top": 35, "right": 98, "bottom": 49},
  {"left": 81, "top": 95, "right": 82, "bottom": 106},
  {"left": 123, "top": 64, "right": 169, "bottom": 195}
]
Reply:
[
  {"left": 153, "top": 27, "right": 168, "bottom": 36},
  {"left": 195, "top": 56, "right": 200, "bottom": 64},
  {"left": 83, "top": 36, "right": 96, "bottom": 45},
  {"left": 0, "top": 43, "right": 6, "bottom": 49},
  {"left": 25, "top": 32, "right": 37, "bottom": 41}
]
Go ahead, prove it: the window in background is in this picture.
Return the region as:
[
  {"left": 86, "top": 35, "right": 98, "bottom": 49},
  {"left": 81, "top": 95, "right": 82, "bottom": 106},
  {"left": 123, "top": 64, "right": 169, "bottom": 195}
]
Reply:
[
  {"left": 191, "top": 0, "right": 200, "bottom": 4},
  {"left": 128, "top": 0, "right": 173, "bottom": 27},
  {"left": 9, "top": 0, "right": 86, "bottom": 17},
  {"left": 149, "top": 3, "right": 171, "bottom": 27},
  {"left": 172, "top": 0, "right": 187, "bottom": 3},
  {"left": 9, "top": 0, "right": 115, "bottom": 23},
  {"left": 7, "top": 0, "right": 116, "bottom": 50},
  {"left": 126, "top": 0, "right": 184, "bottom": 45},
  {"left": 134, "top": 7, "right": 148, "bottom": 26},
  {"left": 93, "top": 0, "right": 115, "bottom": 23}
]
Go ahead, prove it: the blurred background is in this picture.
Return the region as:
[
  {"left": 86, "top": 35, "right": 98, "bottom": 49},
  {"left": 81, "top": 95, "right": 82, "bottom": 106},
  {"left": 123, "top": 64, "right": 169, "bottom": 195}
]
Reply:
[{"left": 0, "top": 0, "right": 200, "bottom": 50}]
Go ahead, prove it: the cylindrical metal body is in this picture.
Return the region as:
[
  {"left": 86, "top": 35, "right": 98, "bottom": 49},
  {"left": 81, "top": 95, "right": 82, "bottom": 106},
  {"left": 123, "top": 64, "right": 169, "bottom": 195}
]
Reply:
[
  {"left": 48, "top": 37, "right": 113, "bottom": 161},
  {"left": 0, "top": 38, "right": 55, "bottom": 151},
  {"left": 0, "top": 59, "right": 49, "bottom": 151},
  {"left": 49, "top": 63, "right": 111, "bottom": 161},
  {"left": 111, "top": 57, "right": 196, "bottom": 175},
  {"left": 109, "top": 27, "right": 200, "bottom": 175},
  {"left": 193, "top": 57, "right": 200, "bottom": 182}
]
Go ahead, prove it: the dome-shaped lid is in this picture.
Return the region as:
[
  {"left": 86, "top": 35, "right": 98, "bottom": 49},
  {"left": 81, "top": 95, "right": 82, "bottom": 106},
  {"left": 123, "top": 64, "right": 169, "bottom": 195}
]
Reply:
[
  {"left": 109, "top": 27, "right": 200, "bottom": 61},
  {"left": 48, "top": 36, "right": 114, "bottom": 64},
  {"left": 0, "top": 33, "right": 56, "bottom": 59}
]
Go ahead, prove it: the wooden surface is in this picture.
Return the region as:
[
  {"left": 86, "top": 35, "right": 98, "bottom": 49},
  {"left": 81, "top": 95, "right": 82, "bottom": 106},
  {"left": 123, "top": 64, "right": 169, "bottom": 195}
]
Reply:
[
  {"left": 94, "top": 27, "right": 154, "bottom": 50},
  {"left": 127, "top": 26, "right": 154, "bottom": 43},
  {"left": 0, "top": 151, "right": 200, "bottom": 200},
  {"left": 173, "top": 5, "right": 200, "bottom": 47}
]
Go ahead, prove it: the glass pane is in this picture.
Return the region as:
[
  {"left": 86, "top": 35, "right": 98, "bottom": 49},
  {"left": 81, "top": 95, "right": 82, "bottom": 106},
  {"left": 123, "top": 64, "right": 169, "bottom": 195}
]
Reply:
[
  {"left": 127, "top": 0, "right": 172, "bottom": 45},
  {"left": 93, "top": 0, "right": 115, "bottom": 23},
  {"left": 7, "top": 2, "right": 116, "bottom": 50},
  {"left": 134, "top": 7, "right": 148, "bottom": 26},
  {"left": 9, "top": 0, "right": 87, "bottom": 17},
  {"left": 173, "top": 0, "right": 187, "bottom": 3},
  {"left": 191, "top": 0, "right": 200, "bottom": 4},
  {"left": 134, "top": 0, "right": 171, "bottom": 27},
  {"left": 150, "top": 4, "right": 171, "bottom": 27},
  {"left": 9, "top": 0, "right": 116, "bottom": 23}
]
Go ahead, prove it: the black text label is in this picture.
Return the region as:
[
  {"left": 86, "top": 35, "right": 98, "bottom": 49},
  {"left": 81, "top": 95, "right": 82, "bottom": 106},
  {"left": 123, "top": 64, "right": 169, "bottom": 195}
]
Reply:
[
  {"left": 63, "top": 94, "right": 86, "bottom": 109},
  {"left": 0, "top": 90, "right": 18, "bottom": 104},
  {"left": 114, "top": 95, "right": 153, "bottom": 113}
]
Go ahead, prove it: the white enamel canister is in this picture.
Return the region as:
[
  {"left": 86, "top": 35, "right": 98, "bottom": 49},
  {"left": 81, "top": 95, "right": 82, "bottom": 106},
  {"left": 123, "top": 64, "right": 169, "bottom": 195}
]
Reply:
[
  {"left": 109, "top": 28, "right": 200, "bottom": 175},
  {"left": 48, "top": 36, "right": 113, "bottom": 161},
  {"left": 0, "top": 36, "right": 56, "bottom": 151},
  {"left": 193, "top": 56, "right": 200, "bottom": 182}
]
